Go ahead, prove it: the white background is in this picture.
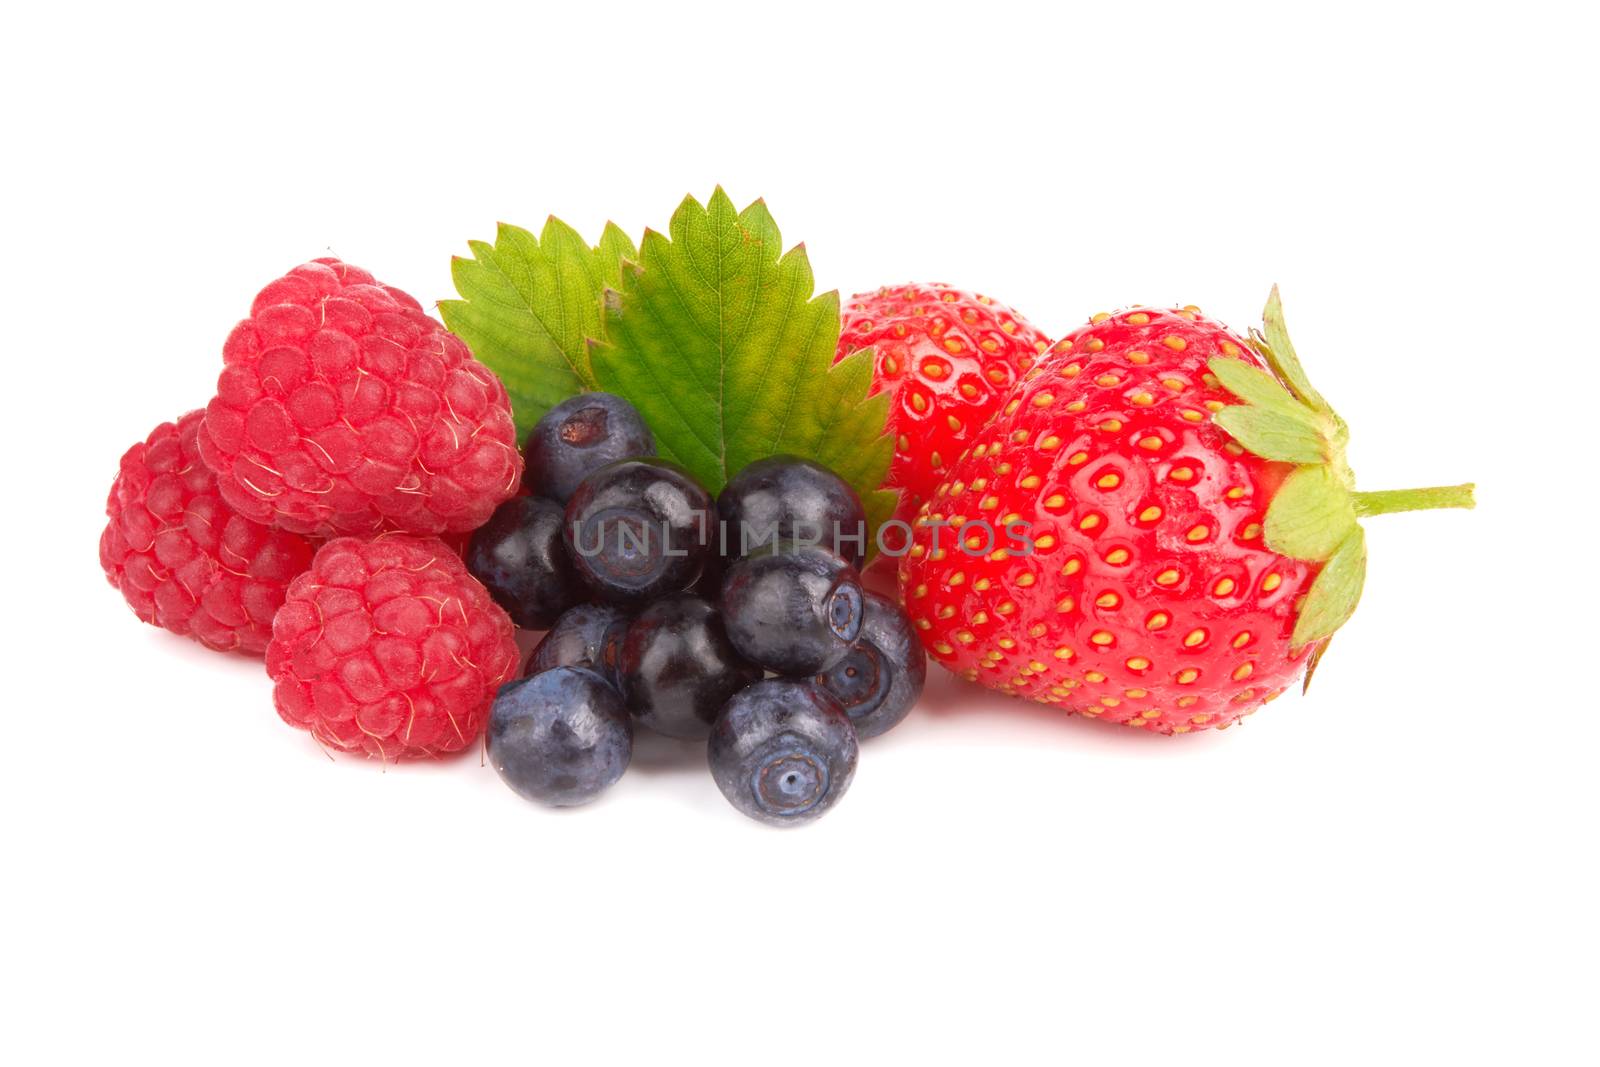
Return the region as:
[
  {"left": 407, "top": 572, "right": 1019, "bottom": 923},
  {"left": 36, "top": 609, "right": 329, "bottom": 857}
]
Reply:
[{"left": 4, "top": 2, "right": 1595, "bottom": 1063}]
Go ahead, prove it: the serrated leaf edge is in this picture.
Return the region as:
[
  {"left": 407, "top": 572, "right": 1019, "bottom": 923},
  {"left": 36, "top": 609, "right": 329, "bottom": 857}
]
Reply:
[
  {"left": 442, "top": 216, "right": 636, "bottom": 437},
  {"left": 588, "top": 189, "right": 898, "bottom": 541}
]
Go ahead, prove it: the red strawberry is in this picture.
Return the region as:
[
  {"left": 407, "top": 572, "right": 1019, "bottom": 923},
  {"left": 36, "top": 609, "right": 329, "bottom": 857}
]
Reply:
[
  {"left": 837, "top": 284, "right": 1052, "bottom": 523},
  {"left": 896, "top": 292, "right": 1473, "bottom": 732}
]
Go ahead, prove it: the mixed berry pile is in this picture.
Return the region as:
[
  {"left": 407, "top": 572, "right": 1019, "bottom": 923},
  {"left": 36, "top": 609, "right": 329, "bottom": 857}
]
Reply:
[{"left": 101, "top": 233, "right": 1473, "bottom": 827}]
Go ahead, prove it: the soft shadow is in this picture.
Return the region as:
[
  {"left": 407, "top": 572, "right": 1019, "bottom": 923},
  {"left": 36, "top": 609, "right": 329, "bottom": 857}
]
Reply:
[
  {"left": 909, "top": 667, "right": 1233, "bottom": 753},
  {"left": 625, "top": 729, "right": 711, "bottom": 779}
]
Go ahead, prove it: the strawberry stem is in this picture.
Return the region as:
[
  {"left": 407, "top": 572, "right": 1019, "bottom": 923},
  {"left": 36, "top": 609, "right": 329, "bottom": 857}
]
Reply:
[{"left": 1351, "top": 483, "right": 1476, "bottom": 517}]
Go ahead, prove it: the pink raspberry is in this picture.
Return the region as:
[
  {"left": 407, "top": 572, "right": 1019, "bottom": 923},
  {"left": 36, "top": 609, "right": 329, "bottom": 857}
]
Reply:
[
  {"left": 266, "top": 535, "right": 521, "bottom": 760},
  {"left": 100, "top": 411, "right": 317, "bottom": 654},
  {"left": 198, "top": 258, "right": 523, "bottom": 538}
]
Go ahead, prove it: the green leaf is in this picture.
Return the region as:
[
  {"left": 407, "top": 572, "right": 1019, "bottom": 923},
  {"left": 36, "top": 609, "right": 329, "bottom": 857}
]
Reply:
[
  {"left": 861, "top": 489, "right": 900, "bottom": 547},
  {"left": 1207, "top": 356, "right": 1316, "bottom": 420},
  {"left": 440, "top": 217, "right": 636, "bottom": 440},
  {"left": 1264, "top": 464, "right": 1357, "bottom": 560},
  {"left": 1292, "top": 526, "right": 1367, "bottom": 647},
  {"left": 589, "top": 189, "right": 896, "bottom": 524},
  {"left": 1258, "top": 285, "right": 1329, "bottom": 413},
  {"left": 1212, "top": 405, "right": 1329, "bottom": 464}
]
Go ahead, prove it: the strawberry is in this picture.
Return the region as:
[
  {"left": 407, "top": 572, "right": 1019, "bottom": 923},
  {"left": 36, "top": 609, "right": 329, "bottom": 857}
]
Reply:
[
  {"left": 837, "top": 284, "right": 1052, "bottom": 523},
  {"left": 896, "top": 291, "right": 1474, "bottom": 732}
]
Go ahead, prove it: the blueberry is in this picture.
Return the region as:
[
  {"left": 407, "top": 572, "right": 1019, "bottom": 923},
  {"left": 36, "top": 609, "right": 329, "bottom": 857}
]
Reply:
[
  {"left": 525, "top": 603, "right": 631, "bottom": 687},
  {"left": 708, "top": 680, "right": 858, "bottom": 827},
  {"left": 720, "top": 542, "right": 864, "bottom": 674},
  {"left": 563, "top": 458, "right": 714, "bottom": 604},
  {"left": 617, "top": 595, "right": 762, "bottom": 740},
  {"left": 487, "top": 667, "right": 632, "bottom": 807},
  {"left": 524, "top": 392, "right": 655, "bottom": 503},
  {"left": 814, "top": 592, "right": 925, "bottom": 738},
  {"left": 716, "top": 455, "right": 868, "bottom": 569},
  {"left": 465, "top": 496, "right": 578, "bottom": 629}
]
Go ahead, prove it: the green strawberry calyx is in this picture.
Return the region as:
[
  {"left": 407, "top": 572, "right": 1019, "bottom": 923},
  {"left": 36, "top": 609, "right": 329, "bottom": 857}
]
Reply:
[{"left": 1206, "top": 286, "right": 1475, "bottom": 652}]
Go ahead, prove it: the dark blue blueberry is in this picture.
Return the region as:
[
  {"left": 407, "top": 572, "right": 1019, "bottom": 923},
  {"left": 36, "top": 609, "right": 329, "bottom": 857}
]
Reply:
[
  {"left": 616, "top": 595, "right": 761, "bottom": 740},
  {"left": 524, "top": 392, "right": 655, "bottom": 503},
  {"left": 814, "top": 591, "right": 925, "bottom": 738},
  {"left": 719, "top": 542, "right": 864, "bottom": 675},
  {"left": 716, "top": 455, "right": 868, "bottom": 569},
  {"left": 465, "top": 496, "right": 578, "bottom": 629},
  {"left": 563, "top": 458, "right": 714, "bottom": 604},
  {"left": 707, "top": 680, "right": 858, "bottom": 827},
  {"left": 525, "top": 603, "right": 631, "bottom": 687},
  {"left": 487, "top": 667, "right": 632, "bottom": 807}
]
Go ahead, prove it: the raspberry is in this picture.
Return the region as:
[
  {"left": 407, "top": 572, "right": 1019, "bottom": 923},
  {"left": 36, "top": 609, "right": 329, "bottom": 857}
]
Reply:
[
  {"left": 198, "top": 258, "right": 523, "bottom": 539},
  {"left": 100, "top": 411, "right": 317, "bottom": 654},
  {"left": 266, "top": 535, "right": 521, "bottom": 760}
]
